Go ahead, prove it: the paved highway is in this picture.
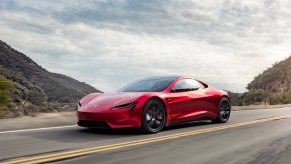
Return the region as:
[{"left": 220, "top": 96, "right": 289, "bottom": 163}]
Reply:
[{"left": 1, "top": 107, "right": 291, "bottom": 164}]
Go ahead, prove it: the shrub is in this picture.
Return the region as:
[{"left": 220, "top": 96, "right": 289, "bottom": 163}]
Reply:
[
  {"left": 0, "top": 75, "right": 14, "bottom": 108},
  {"left": 27, "top": 85, "right": 47, "bottom": 105},
  {"left": 23, "top": 104, "right": 39, "bottom": 116},
  {"left": 227, "top": 91, "right": 244, "bottom": 106},
  {"left": 242, "top": 89, "right": 271, "bottom": 105},
  {"left": 269, "top": 91, "right": 291, "bottom": 105}
]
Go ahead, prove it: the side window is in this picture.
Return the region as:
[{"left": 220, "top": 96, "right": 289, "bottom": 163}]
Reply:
[{"left": 172, "top": 79, "right": 205, "bottom": 92}]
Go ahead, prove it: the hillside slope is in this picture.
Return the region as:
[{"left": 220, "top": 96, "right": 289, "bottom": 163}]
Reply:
[
  {"left": 230, "top": 55, "right": 291, "bottom": 106},
  {"left": 0, "top": 40, "right": 100, "bottom": 108},
  {"left": 247, "top": 56, "right": 291, "bottom": 92}
]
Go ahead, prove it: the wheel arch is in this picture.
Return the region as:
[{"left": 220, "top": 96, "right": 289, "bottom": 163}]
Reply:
[
  {"left": 142, "top": 96, "right": 168, "bottom": 125},
  {"left": 213, "top": 95, "right": 231, "bottom": 118},
  {"left": 221, "top": 95, "right": 232, "bottom": 106}
]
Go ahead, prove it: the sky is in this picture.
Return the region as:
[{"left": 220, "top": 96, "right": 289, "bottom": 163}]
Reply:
[{"left": 0, "top": 0, "right": 291, "bottom": 92}]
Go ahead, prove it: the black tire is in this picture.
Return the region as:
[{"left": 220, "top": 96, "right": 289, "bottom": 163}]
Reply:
[
  {"left": 212, "top": 97, "right": 231, "bottom": 123},
  {"left": 141, "top": 99, "right": 166, "bottom": 134}
]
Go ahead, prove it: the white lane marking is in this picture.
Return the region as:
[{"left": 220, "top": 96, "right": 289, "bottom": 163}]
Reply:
[{"left": 0, "top": 125, "right": 77, "bottom": 134}]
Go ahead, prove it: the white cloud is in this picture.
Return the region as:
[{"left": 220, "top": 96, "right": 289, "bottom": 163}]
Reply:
[{"left": 0, "top": 0, "right": 291, "bottom": 92}]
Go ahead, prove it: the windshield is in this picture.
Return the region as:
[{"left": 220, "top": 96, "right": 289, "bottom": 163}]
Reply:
[{"left": 119, "top": 77, "right": 177, "bottom": 92}]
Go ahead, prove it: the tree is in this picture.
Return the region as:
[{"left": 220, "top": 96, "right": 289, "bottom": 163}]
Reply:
[{"left": 0, "top": 66, "right": 14, "bottom": 107}]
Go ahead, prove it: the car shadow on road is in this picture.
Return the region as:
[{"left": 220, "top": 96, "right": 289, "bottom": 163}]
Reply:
[
  {"left": 80, "top": 128, "right": 143, "bottom": 136},
  {"left": 18, "top": 121, "right": 214, "bottom": 143},
  {"left": 81, "top": 120, "right": 213, "bottom": 135},
  {"left": 164, "top": 120, "right": 212, "bottom": 131}
]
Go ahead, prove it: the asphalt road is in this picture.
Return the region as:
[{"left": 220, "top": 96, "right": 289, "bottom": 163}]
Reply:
[{"left": 1, "top": 107, "right": 291, "bottom": 164}]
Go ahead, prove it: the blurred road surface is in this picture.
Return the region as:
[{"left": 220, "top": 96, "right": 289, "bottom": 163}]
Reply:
[{"left": 1, "top": 107, "right": 291, "bottom": 164}]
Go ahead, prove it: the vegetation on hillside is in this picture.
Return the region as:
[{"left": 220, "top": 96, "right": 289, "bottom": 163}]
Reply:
[
  {"left": 247, "top": 56, "right": 291, "bottom": 92},
  {"left": 229, "top": 55, "right": 291, "bottom": 106},
  {"left": 0, "top": 40, "right": 101, "bottom": 117},
  {"left": 0, "top": 66, "right": 14, "bottom": 117},
  {"left": 0, "top": 67, "right": 14, "bottom": 108},
  {"left": 230, "top": 90, "right": 291, "bottom": 106}
]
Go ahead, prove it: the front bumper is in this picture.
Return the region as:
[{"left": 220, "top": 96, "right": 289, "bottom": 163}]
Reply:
[
  {"left": 78, "top": 120, "right": 111, "bottom": 129},
  {"left": 77, "top": 108, "right": 141, "bottom": 129}
]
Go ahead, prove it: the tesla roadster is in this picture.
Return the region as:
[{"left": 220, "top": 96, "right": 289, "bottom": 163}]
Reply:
[{"left": 77, "top": 76, "right": 231, "bottom": 133}]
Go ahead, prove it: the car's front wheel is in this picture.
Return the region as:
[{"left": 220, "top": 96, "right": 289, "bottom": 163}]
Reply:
[
  {"left": 142, "top": 99, "right": 166, "bottom": 134},
  {"left": 212, "top": 97, "right": 231, "bottom": 123}
]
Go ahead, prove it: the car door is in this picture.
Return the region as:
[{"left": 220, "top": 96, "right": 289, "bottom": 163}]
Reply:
[{"left": 166, "top": 79, "right": 213, "bottom": 124}]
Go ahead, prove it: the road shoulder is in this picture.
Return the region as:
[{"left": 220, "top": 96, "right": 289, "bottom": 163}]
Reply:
[{"left": 0, "top": 112, "right": 77, "bottom": 132}]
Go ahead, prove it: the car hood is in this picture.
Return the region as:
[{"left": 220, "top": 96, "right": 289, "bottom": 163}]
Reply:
[{"left": 80, "top": 92, "right": 145, "bottom": 112}]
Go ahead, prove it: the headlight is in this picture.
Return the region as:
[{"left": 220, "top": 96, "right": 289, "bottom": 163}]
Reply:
[{"left": 112, "top": 102, "right": 137, "bottom": 110}]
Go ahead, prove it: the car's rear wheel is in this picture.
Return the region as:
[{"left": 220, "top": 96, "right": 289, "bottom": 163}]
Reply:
[
  {"left": 212, "top": 97, "right": 231, "bottom": 123},
  {"left": 142, "top": 99, "right": 166, "bottom": 134}
]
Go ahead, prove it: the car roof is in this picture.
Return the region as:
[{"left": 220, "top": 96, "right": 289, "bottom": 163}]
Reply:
[
  {"left": 144, "top": 75, "right": 194, "bottom": 79},
  {"left": 144, "top": 75, "right": 179, "bottom": 79}
]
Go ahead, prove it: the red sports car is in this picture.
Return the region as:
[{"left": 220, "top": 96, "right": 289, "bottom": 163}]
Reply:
[{"left": 77, "top": 76, "right": 231, "bottom": 133}]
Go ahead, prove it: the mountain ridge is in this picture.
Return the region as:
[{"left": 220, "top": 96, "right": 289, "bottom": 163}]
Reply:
[
  {"left": 247, "top": 56, "right": 291, "bottom": 92},
  {"left": 0, "top": 40, "right": 101, "bottom": 116},
  {"left": 230, "top": 55, "right": 291, "bottom": 106}
]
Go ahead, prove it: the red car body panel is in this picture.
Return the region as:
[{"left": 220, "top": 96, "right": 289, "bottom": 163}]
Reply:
[{"left": 77, "top": 76, "right": 230, "bottom": 129}]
